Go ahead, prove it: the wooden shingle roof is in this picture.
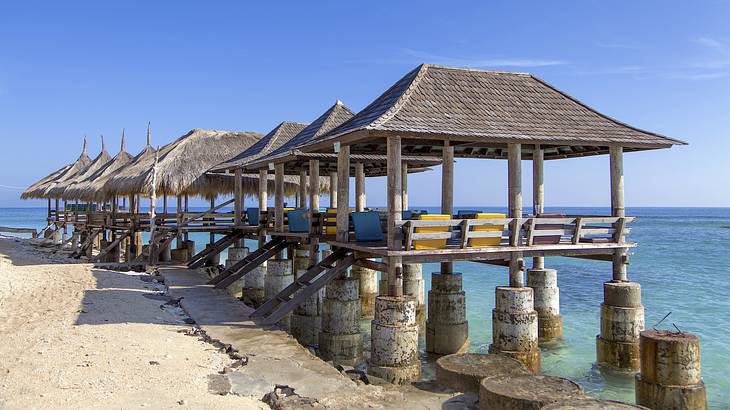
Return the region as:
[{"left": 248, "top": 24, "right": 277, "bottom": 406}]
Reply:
[
  {"left": 303, "top": 64, "right": 685, "bottom": 159},
  {"left": 210, "top": 121, "right": 308, "bottom": 172}
]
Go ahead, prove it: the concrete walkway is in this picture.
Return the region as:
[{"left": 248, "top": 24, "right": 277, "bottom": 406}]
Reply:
[{"left": 162, "top": 266, "right": 476, "bottom": 409}]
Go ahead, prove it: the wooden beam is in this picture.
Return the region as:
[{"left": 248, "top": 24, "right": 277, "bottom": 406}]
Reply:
[
  {"left": 610, "top": 145, "right": 628, "bottom": 281},
  {"left": 329, "top": 171, "right": 338, "bottom": 208},
  {"left": 441, "top": 140, "right": 454, "bottom": 274},
  {"left": 532, "top": 144, "right": 545, "bottom": 270},
  {"left": 355, "top": 162, "right": 366, "bottom": 212},
  {"left": 258, "top": 169, "right": 268, "bottom": 249},
  {"left": 336, "top": 145, "right": 350, "bottom": 244},
  {"left": 308, "top": 159, "right": 320, "bottom": 266},
  {"left": 508, "top": 143, "right": 524, "bottom": 287},
  {"left": 387, "top": 136, "right": 403, "bottom": 296},
  {"left": 402, "top": 162, "right": 409, "bottom": 211},
  {"left": 299, "top": 169, "right": 307, "bottom": 209}
]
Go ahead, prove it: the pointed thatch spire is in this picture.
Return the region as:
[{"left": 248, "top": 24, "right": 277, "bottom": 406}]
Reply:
[
  {"left": 82, "top": 135, "right": 88, "bottom": 155},
  {"left": 120, "top": 129, "right": 126, "bottom": 151},
  {"left": 146, "top": 122, "right": 151, "bottom": 146},
  {"left": 101, "top": 134, "right": 105, "bottom": 151}
]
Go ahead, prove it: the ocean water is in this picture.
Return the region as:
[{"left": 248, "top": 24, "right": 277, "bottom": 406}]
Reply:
[{"left": 1, "top": 206, "right": 728, "bottom": 408}]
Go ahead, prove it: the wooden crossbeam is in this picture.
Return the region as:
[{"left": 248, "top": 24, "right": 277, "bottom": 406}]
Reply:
[{"left": 211, "top": 237, "right": 289, "bottom": 288}]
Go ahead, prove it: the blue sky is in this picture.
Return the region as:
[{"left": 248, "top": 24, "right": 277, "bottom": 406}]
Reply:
[{"left": 1, "top": 1, "right": 728, "bottom": 208}]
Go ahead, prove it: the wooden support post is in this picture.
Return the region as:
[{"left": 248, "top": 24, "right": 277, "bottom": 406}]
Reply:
[
  {"left": 508, "top": 143, "right": 524, "bottom": 288},
  {"left": 275, "top": 163, "right": 284, "bottom": 258},
  {"left": 610, "top": 146, "right": 628, "bottom": 282},
  {"left": 208, "top": 197, "right": 215, "bottom": 246},
  {"left": 299, "top": 169, "right": 307, "bottom": 209},
  {"left": 355, "top": 162, "right": 366, "bottom": 212},
  {"left": 336, "top": 145, "right": 350, "bottom": 244},
  {"left": 387, "top": 136, "right": 403, "bottom": 296},
  {"left": 183, "top": 194, "right": 189, "bottom": 242},
  {"left": 402, "top": 162, "right": 409, "bottom": 212},
  {"left": 258, "top": 169, "right": 268, "bottom": 249},
  {"left": 308, "top": 160, "right": 320, "bottom": 266},
  {"left": 234, "top": 168, "right": 243, "bottom": 247},
  {"left": 176, "top": 195, "right": 183, "bottom": 247},
  {"left": 329, "top": 171, "right": 338, "bottom": 208},
  {"left": 532, "top": 145, "right": 545, "bottom": 270},
  {"left": 441, "top": 141, "right": 454, "bottom": 274}
]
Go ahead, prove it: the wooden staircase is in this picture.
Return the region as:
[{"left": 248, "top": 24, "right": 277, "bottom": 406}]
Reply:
[
  {"left": 186, "top": 231, "right": 245, "bottom": 269},
  {"left": 209, "top": 236, "right": 289, "bottom": 288}
]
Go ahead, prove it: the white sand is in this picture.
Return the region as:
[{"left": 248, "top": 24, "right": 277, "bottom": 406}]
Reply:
[{"left": 0, "top": 237, "right": 264, "bottom": 409}]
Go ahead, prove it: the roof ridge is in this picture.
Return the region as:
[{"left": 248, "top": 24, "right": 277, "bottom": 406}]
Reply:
[
  {"left": 316, "top": 101, "right": 353, "bottom": 138},
  {"left": 424, "top": 63, "right": 531, "bottom": 76},
  {"left": 369, "top": 64, "right": 430, "bottom": 129}
]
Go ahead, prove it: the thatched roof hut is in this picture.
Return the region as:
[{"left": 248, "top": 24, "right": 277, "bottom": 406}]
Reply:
[
  {"left": 100, "top": 128, "right": 263, "bottom": 199},
  {"left": 21, "top": 137, "right": 92, "bottom": 200},
  {"left": 46, "top": 136, "right": 112, "bottom": 199},
  {"left": 64, "top": 132, "right": 134, "bottom": 201}
]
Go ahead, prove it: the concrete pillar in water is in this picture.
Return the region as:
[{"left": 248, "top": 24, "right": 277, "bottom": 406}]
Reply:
[
  {"left": 264, "top": 259, "right": 293, "bottom": 330},
  {"left": 242, "top": 261, "right": 266, "bottom": 308},
  {"left": 527, "top": 268, "right": 562, "bottom": 344},
  {"left": 635, "top": 330, "right": 707, "bottom": 410},
  {"left": 223, "top": 247, "right": 249, "bottom": 298},
  {"left": 319, "top": 275, "right": 362, "bottom": 366},
  {"left": 291, "top": 248, "right": 323, "bottom": 346},
  {"left": 596, "top": 281, "right": 644, "bottom": 370},
  {"left": 403, "top": 264, "right": 425, "bottom": 322},
  {"left": 369, "top": 296, "right": 420, "bottom": 384},
  {"left": 426, "top": 272, "right": 469, "bottom": 355},
  {"left": 203, "top": 244, "right": 220, "bottom": 267},
  {"left": 351, "top": 265, "right": 377, "bottom": 318},
  {"left": 160, "top": 240, "right": 172, "bottom": 262},
  {"left": 489, "top": 287, "right": 540, "bottom": 373}
]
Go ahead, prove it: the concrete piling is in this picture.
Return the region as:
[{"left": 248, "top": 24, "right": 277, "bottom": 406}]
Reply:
[
  {"left": 203, "top": 244, "right": 221, "bottom": 267},
  {"left": 368, "top": 296, "right": 421, "bottom": 384},
  {"left": 351, "top": 265, "right": 377, "bottom": 318},
  {"left": 426, "top": 272, "right": 469, "bottom": 355},
  {"left": 264, "top": 259, "right": 293, "bottom": 330},
  {"left": 635, "top": 330, "right": 707, "bottom": 410},
  {"left": 596, "top": 281, "right": 644, "bottom": 370},
  {"left": 291, "top": 248, "right": 323, "bottom": 346},
  {"left": 479, "top": 374, "right": 585, "bottom": 410},
  {"left": 223, "top": 247, "right": 249, "bottom": 298},
  {"left": 436, "top": 353, "right": 530, "bottom": 393},
  {"left": 242, "top": 261, "right": 266, "bottom": 308},
  {"left": 488, "top": 287, "right": 540, "bottom": 373},
  {"left": 527, "top": 268, "right": 562, "bottom": 344},
  {"left": 319, "top": 275, "right": 362, "bottom": 366},
  {"left": 403, "top": 264, "right": 425, "bottom": 322}
]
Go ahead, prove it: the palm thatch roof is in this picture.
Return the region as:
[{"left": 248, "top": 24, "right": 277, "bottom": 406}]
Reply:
[
  {"left": 210, "top": 121, "right": 309, "bottom": 172},
  {"left": 246, "top": 101, "right": 355, "bottom": 171},
  {"left": 100, "top": 128, "right": 262, "bottom": 198},
  {"left": 21, "top": 138, "right": 92, "bottom": 200},
  {"left": 301, "top": 64, "right": 686, "bottom": 160},
  {"left": 64, "top": 132, "right": 134, "bottom": 201},
  {"left": 46, "top": 136, "right": 112, "bottom": 199}
]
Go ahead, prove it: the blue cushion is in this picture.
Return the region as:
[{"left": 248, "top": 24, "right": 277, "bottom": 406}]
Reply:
[
  {"left": 457, "top": 209, "right": 481, "bottom": 218},
  {"left": 245, "top": 207, "right": 259, "bottom": 226},
  {"left": 402, "top": 210, "right": 414, "bottom": 220},
  {"left": 351, "top": 211, "right": 384, "bottom": 242},
  {"left": 287, "top": 209, "right": 310, "bottom": 233}
]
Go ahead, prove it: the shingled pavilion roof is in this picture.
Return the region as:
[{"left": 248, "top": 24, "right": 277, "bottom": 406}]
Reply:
[{"left": 301, "top": 64, "right": 686, "bottom": 160}]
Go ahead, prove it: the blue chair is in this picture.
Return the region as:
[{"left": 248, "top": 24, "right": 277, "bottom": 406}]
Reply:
[
  {"left": 351, "top": 211, "right": 384, "bottom": 242},
  {"left": 245, "top": 207, "right": 259, "bottom": 226},
  {"left": 402, "top": 210, "right": 414, "bottom": 220},
  {"left": 287, "top": 209, "right": 310, "bottom": 233},
  {"left": 457, "top": 209, "right": 481, "bottom": 219}
]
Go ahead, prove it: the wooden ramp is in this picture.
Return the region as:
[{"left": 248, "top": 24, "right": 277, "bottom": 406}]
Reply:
[
  {"left": 186, "top": 231, "right": 245, "bottom": 269},
  {"left": 209, "top": 236, "right": 288, "bottom": 288},
  {"left": 251, "top": 248, "right": 355, "bottom": 326}
]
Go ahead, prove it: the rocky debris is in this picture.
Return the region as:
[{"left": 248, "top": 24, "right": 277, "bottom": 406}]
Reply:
[
  {"left": 207, "top": 374, "right": 231, "bottom": 396},
  {"left": 262, "top": 385, "right": 319, "bottom": 410}
]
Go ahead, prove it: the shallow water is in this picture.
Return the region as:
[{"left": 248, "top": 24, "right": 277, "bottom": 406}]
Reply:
[{"left": 3, "top": 206, "right": 728, "bottom": 408}]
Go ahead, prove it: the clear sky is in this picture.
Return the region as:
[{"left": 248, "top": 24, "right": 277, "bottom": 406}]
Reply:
[{"left": 1, "top": 1, "right": 728, "bottom": 208}]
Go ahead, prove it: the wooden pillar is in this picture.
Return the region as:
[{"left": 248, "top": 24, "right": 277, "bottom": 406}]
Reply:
[
  {"left": 610, "top": 146, "right": 628, "bottom": 282},
  {"left": 308, "top": 160, "right": 320, "bottom": 265},
  {"left": 183, "top": 194, "right": 189, "bottom": 242},
  {"left": 336, "top": 145, "right": 350, "bottom": 244},
  {"left": 508, "top": 143, "right": 524, "bottom": 288},
  {"left": 532, "top": 145, "right": 545, "bottom": 270},
  {"left": 55, "top": 199, "right": 60, "bottom": 223},
  {"left": 387, "top": 136, "right": 403, "bottom": 296},
  {"left": 299, "top": 169, "right": 307, "bottom": 209},
  {"left": 329, "top": 171, "right": 338, "bottom": 208},
  {"left": 441, "top": 141, "right": 454, "bottom": 274},
  {"left": 275, "top": 163, "right": 284, "bottom": 258},
  {"left": 234, "top": 168, "right": 243, "bottom": 247},
  {"left": 355, "top": 162, "right": 366, "bottom": 212},
  {"left": 176, "top": 195, "right": 183, "bottom": 247},
  {"left": 208, "top": 197, "right": 215, "bottom": 246},
  {"left": 258, "top": 169, "right": 268, "bottom": 249},
  {"left": 47, "top": 198, "right": 51, "bottom": 220},
  {"left": 401, "top": 162, "right": 409, "bottom": 211}
]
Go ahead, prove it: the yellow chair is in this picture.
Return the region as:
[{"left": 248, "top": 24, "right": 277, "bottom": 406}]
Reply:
[
  {"left": 469, "top": 213, "right": 506, "bottom": 247},
  {"left": 324, "top": 207, "right": 353, "bottom": 234},
  {"left": 414, "top": 214, "right": 450, "bottom": 250}
]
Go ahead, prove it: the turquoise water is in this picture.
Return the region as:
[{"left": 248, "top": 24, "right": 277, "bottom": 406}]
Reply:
[{"left": 2, "top": 206, "right": 728, "bottom": 408}]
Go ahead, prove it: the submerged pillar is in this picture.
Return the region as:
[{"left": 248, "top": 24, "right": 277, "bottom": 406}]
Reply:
[
  {"left": 352, "top": 265, "right": 377, "bottom": 318},
  {"left": 527, "top": 268, "right": 563, "bottom": 344},
  {"left": 223, "top": 246, "right": 249, "bottom": 298},
  {"left": 403, "top": 264, "right": 425, "bottom": 322},
  {"left": 489, "top": 287, "right": 540, "bottom": 373},
  {"left": 596, "top": 281, "right": 644, "bottom": 370},
  {"left": 242, "top": 261, "right": 266, "bottom": 308},
  {"left": 369, "top": 296, "right": 420, "bottom": 383},
  {"left": 264, "top": 259, "right": 293, "bottom": 330},
  {"left": 291, "top": 248, "right": 323, "bottom": 346},
  {"left": 319, "top": 275, "right": 362, "bottom": 365},
  {"left": 426, "top": 272, "right": 469, "bottom": 354},
  {"left": 635, "top": 330, "right": 707, "bottom": 410}
]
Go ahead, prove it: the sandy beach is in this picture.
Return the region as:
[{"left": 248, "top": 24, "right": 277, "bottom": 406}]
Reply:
[{"left": 0, "top": 236, "right": 264, "bottom": 409}]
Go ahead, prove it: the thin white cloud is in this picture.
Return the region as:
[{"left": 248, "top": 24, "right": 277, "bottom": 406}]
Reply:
[
  {"left": 402, "top": 48, "right": 568, "bottom": 68},
  {"left": 695, "top": 37, "right": 728, "bottom": 54},
  {"left": 665, "top": 71, "right": 729, "bottom": 80}
]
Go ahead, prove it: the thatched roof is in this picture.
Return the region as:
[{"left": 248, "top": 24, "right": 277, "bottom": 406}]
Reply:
[
  {"left": 211, "top": 121, "right": 309, "bottom": 172},
  {"left": 21, "top": 138, "right": 92, "bottom": 200},
  {"left": 246, "top": 101, "right": 355, "bottom": 170},
  {"left": 100, "top": 128, "right": 262, "bottom": 198},
  {"left": 46, "top": 136, "right": 112, "bottom": 199},
  {"left": 64, "top": 132, "right": 134, "bottom": 201},
  {"left": 301, "top": 64, "right": 686, "bottom": 159},
  {"left": 194, "top": 172, "right": 330, "bottom": 199}
]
